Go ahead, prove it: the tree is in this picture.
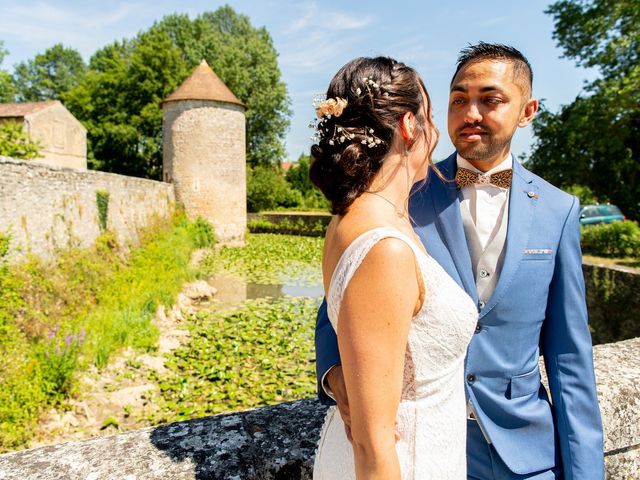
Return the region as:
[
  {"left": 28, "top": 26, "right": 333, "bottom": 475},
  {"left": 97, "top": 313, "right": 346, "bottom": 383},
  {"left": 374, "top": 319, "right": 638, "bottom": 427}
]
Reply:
[
  {"left": 526, "top": 0, "right": 639, "bottom": 219},
  {"left": 64, "top": 31, "right": 186, "bottom": 177},
  {"left": 62, "top": 6, "right": 290, "bottom": 179},
  {"left": 0, "top": 121, "right": 41, "bottom": 159},
  {"left": 0, "top": 42, "right": 16, "bottom": 103},
  {"left": 151, "top": 7, "right": 291, "bottom": 167},
  {"left": 285, "top": 154, "right": 328, "bottom": 210},
  {"left": 12, "top": 44, "right": 86, "bottom": 102},
  {"left": 247, "top": 165, "right": 301, "bottom": 212}
]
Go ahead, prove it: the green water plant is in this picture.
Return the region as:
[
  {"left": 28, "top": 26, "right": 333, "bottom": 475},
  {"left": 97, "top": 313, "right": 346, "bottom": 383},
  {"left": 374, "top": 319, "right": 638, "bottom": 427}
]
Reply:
[{"left": 150, "top": 296, "right": 319, "bottom": 423}]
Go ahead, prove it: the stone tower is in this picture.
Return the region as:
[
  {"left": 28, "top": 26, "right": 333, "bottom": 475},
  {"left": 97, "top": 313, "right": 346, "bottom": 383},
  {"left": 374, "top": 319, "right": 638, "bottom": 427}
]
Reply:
[{"left": 162, "top": 60, "right": 246, "bottom": 243}]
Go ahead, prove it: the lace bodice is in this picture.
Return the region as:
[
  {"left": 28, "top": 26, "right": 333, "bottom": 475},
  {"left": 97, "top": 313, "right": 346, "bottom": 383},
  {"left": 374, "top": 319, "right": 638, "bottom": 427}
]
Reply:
[{"left": 315, "top": 227, "right": 478, "bottom": 479}]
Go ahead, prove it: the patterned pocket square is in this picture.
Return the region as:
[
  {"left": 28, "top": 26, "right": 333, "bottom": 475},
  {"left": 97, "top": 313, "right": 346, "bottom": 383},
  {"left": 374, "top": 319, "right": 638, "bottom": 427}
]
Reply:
[{"left": 523, "top": 248, "right": 553, "bottom": 254}]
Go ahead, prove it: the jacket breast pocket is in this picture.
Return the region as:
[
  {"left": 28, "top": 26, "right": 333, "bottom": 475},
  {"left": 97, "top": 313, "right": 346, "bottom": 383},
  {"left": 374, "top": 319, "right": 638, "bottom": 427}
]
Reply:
[
  {"left": 522, "top": 249, "right": 553, "bottom": 261},
  {"left": 508, "top": 366, "right": 541, "bottom": 399}
]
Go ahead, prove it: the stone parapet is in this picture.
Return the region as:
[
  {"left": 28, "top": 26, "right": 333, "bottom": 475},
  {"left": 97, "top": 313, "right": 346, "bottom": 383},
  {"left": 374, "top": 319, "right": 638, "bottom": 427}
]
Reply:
[{"left": 0, "top": 339, "right": 637, "bottom": 479}]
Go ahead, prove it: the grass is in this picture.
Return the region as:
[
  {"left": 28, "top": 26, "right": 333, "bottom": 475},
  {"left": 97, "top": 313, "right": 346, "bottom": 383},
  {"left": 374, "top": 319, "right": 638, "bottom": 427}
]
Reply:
[{"left": 0, "top": 213, "right": 215, "bottom": 452}]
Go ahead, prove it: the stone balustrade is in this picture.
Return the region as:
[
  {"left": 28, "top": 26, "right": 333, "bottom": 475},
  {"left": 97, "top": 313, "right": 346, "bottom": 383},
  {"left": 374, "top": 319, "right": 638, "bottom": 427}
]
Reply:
[{"left": 1, "top": 337, "right": 638, "bottom": 479}]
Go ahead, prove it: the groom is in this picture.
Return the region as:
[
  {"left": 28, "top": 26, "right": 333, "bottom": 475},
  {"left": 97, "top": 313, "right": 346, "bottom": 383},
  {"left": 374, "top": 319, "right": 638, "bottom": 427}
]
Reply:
[{"left": 315, "top": 43, "right": 604, "bottom": 479}]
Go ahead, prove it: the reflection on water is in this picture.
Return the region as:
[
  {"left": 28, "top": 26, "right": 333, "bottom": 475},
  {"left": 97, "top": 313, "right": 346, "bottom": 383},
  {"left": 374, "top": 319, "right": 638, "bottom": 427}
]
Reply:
[{"left": 208, "top": 273, "right": 324, "bottom": 307}]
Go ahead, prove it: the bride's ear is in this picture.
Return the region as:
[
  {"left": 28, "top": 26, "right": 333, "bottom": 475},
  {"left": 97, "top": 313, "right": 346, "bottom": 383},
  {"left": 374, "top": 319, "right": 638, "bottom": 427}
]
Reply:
[{"left": 400, "top": 112, "right": 416, "bottom": 142}]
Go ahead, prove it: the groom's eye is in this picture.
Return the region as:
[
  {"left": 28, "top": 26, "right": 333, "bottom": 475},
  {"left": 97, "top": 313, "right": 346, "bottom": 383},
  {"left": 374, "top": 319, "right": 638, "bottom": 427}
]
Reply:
[{"left": 484, "top": 97, "right": 503, "bottom": 105}]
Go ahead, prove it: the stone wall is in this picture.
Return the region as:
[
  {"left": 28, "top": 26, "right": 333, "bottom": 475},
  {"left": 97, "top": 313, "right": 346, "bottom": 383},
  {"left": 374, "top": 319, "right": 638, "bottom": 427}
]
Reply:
[
  {"left": 0, "top": 157, "right": 175, "bottom": 261},
  {"left": 583, "top": 260, "right": 640, "bottom": 345},
  {"left": 0, "top": 337, "right": 637, "bottom": 479}
]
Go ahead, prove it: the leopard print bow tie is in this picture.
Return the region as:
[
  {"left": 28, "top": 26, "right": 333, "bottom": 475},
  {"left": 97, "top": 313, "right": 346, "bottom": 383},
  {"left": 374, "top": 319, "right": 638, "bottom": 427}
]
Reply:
[{"left": 455, "top": 167, "right": 513, "bottom": 190}]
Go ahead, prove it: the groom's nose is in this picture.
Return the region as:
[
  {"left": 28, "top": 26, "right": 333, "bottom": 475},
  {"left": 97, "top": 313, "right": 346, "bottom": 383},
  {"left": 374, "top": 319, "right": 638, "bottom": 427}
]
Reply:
[{"left": 463, "top": 102, "right": 483, "bottom": 124}]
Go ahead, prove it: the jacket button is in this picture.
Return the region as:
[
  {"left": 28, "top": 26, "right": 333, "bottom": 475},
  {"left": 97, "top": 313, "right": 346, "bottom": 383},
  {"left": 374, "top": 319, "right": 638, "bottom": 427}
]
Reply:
[
  {"left": 478, "top": 300, "right": 485, "bottom": 309},
  {"left": 474, "top": 323, "right": 482, "bottom": 334},
  {"left": 467, "top": 374, "right": 476, "bottom": 384}
]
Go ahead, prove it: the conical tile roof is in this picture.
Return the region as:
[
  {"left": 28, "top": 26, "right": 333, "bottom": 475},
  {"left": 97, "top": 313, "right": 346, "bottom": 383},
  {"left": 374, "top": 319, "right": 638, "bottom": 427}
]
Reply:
[{"left": 163, "top": 60, "right": 245, "bottom": 108}]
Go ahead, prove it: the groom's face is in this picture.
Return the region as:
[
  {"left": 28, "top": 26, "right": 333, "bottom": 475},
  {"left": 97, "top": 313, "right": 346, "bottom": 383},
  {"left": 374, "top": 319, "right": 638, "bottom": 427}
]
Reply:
[{"left": 447, "top": 60, "right": 529, "bottom": 165}]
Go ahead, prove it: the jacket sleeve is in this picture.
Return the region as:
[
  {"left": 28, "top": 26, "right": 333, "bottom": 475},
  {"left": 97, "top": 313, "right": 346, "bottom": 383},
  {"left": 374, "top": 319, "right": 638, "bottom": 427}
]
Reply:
[
  {"left": 541, "top": 197, "right": 605, "bottom": 480},
  {"left": 315, "top": 298, "right": 340, "bottom": 405}
]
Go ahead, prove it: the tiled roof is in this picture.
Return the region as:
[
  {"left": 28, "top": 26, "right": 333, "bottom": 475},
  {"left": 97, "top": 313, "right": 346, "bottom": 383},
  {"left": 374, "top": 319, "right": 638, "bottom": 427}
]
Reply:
[
  {"left": 0, "top": 100, "right": 59, "bottom": 118},
  {"left": 163, "top": 60, "right": 245, "bottom": 108}
]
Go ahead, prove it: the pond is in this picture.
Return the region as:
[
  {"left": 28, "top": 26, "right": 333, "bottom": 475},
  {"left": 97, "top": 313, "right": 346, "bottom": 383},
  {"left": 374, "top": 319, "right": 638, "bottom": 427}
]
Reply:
[{"left": 149, "top": 233, "right": 325, "bottom": 424}]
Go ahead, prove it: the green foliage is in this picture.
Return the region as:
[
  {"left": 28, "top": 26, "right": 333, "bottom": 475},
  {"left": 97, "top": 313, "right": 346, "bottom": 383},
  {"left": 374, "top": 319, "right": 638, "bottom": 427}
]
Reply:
[
  {"left": 0, "top": 121, "right": 41, "bottom": 159},
  {"left": 186, "top": 217, "right": 217, "bottom": 248},
  {"left": 581, "top": 220, "right": 640, "bottom": 258},
  {"left": 201, "top": 232, "right": 322, "bottom": 285},
  {"left": 151, "top": 8, "right": 291, "bottom": 167},
  {"left": 546, "top": 0, "right": 639, "bottom": 79},
  {"left": 59, "top": 6, "right": 290, "bottom": 178},
  {"left": 285, "top": 154, "right": 330, "bottom": 211},
  {"left": 527, "top": 0, "right": 639, "bottom": 220},
  {"left": 148, "top": 232, "right": 322, "bottom": 423},
  {"left": 39, "top": 326, "right": 85, "bottom": 398},
  {"left": 64, "top": 30, "right": 185, "bottom": 177},
  {"left": 152, "top": 296, "right": 319, "bottom": 421},
  {"left": 563, "top": 184, "right": 600, "bottom": 205},
  {"left": 247, "top": 165, "right": 302, "bottom": 212},
  {"left": 247, "top": 217, "right": 327, "bottom": 237},
  {"left": 0, "top": 214, "right": 212, "bottom": 451},
  {"left": 12, "top": 43, "right": 87, "bottom": 102},
  {"left": 0, "top": 41, "right": 16, "bottom": 102},
  {"left": 95, "top": 190, "right": 110, "bottom": 231}
]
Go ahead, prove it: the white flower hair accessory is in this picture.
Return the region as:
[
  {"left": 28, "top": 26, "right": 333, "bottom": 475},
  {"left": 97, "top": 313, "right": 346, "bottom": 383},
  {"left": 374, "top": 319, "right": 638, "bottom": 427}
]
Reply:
[
  {"left": 309, "top": 76, "right": 386, "bottom": 148},
  {"left": 315, "top": 97, "right": 348, "bottom": 119}
]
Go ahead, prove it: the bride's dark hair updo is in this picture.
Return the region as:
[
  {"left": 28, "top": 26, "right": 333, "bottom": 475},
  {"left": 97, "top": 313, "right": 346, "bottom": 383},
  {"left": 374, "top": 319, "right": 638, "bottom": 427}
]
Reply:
[{"left": 309, "top": 56, "right": 435, "bottom": 215}]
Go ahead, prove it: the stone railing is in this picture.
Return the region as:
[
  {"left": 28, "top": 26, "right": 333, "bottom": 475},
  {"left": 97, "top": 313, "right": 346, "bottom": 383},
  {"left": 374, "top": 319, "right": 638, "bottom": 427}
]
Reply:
[{"left": 1, "top": 338, "right": 638, "bottom": 479}]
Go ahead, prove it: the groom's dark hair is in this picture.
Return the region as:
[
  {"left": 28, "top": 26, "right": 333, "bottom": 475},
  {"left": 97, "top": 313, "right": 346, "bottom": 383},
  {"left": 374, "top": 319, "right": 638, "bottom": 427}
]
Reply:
[{"left": 452, "top": 42, "right": 533, "bottom": 97}]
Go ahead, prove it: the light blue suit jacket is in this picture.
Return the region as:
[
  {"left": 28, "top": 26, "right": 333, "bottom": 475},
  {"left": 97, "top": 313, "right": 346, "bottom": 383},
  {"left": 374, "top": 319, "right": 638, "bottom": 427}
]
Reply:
[{"left": 314, "top": 153, "right": 604, "bottom": 479}]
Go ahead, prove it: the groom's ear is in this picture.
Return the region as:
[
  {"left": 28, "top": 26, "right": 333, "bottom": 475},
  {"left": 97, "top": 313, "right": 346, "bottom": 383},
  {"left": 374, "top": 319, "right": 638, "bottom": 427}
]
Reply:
[{"left": 518, "top": 98, "right": 539, "bottom": 128}]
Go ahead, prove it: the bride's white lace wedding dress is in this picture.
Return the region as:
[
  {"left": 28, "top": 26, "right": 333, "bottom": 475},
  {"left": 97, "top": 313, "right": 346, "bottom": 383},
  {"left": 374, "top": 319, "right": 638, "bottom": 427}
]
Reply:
[{"left": 313, "top": 227, "right": 478, "bottom": 479}]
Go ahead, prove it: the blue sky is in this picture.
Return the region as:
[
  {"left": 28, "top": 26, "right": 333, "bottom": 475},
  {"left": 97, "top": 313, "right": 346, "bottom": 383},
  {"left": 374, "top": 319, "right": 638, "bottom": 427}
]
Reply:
[{"left": 0, "top": 0, "right": 597, "bottom": 162}]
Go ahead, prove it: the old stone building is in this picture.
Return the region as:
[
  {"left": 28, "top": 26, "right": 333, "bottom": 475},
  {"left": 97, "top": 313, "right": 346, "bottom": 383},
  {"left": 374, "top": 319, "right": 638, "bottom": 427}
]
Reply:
[
  {"left": 0, "top": 100, "right": 87, "bottom": 169},
  {"left": 162, "top": 60, "right": 247, "bottom": 243}
]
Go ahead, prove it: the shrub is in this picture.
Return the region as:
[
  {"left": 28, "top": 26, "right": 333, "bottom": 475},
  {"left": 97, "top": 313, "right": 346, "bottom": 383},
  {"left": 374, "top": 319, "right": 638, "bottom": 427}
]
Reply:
[
  {"left": 564, "top": 184, "right": 600, "bottom": 205},
  {"left": 581, "top": 221, "right": 640, "bottom": 258},
  {"left": 285, "top": 155, "right": 329, "bottom": 212},
  {"left": 247, "top": 165, "right": 302, "bottom": 212},
  {"left": 247, "top": 218, "right": 327, "bottom": 237},
  {"left": 187, "top": 217, "right": 217, "bottom": 248},
  {"left": 0, "top": 121, "right": 41, "bottom": 159}
]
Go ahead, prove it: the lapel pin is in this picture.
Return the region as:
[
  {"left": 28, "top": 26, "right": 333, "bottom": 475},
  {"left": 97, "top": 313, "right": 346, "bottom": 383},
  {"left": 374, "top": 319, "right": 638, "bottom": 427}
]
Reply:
[{"left": 526, "top": 191, "right": 539, "bottom": 199}]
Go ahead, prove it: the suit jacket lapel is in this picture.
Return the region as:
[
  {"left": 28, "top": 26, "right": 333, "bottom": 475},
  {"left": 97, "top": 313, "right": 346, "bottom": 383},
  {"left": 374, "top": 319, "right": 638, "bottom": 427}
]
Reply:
[
  {"left": 430, "top": 154, "right": 478, "bottom": 301},
  {"left": 481, "top": 159, "right": 538, "bottom": 318}
]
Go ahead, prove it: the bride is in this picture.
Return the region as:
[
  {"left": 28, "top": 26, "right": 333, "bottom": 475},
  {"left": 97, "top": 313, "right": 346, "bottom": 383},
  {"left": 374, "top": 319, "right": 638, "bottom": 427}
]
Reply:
[{"left": 310, "top": 57, "right": 478, "bottom": 479}]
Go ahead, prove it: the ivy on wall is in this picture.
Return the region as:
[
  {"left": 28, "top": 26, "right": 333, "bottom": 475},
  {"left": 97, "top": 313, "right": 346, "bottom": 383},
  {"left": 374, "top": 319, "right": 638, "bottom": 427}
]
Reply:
[{"left": 96, "top": 190, "right": 109, "bottom": 231}]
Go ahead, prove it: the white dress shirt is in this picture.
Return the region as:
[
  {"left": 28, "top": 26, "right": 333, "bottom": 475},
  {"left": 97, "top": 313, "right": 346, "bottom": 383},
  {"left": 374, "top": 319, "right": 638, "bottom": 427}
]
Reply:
[{"left": 457, "top": 153, "right": 512, "bottom": 250}]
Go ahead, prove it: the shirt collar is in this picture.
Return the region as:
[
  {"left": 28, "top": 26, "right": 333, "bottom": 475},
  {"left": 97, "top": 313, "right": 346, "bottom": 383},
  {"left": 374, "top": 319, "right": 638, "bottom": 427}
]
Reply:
[{"left": 456, "top": 152, "right": 513, "bottom": 175}]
